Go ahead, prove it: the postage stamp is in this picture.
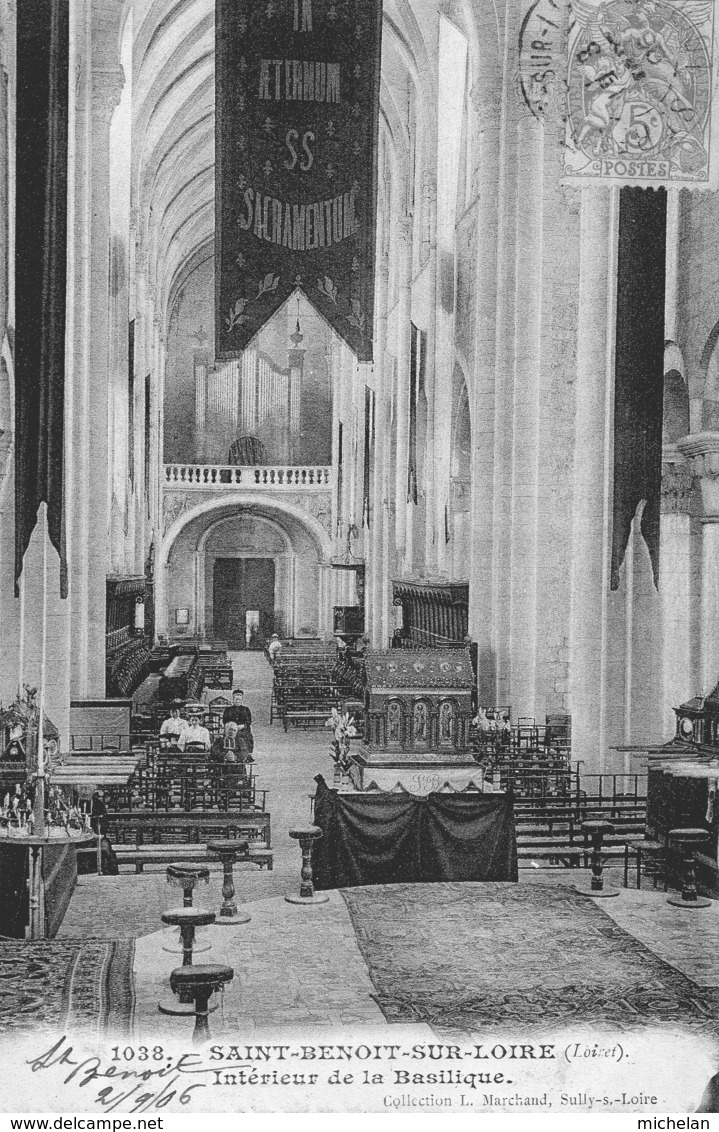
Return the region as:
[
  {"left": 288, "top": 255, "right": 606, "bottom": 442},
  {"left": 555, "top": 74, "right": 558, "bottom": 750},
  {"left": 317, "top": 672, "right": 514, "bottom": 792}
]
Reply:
[{"left": 563, "top": 0, "right": 717, "bottom": 186}]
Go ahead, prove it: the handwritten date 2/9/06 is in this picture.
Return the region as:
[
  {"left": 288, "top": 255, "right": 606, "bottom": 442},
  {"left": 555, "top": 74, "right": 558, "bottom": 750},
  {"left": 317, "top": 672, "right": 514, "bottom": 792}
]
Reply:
[{"left": 27, "top": 1037, "right": 210, "bottom": 1112}]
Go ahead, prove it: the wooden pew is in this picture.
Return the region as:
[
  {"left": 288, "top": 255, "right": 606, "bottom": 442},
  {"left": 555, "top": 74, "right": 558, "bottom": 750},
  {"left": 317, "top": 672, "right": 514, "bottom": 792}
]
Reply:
[
  {"left": 158, "top": 652, "right": 204, "bottom": 702},
  {"left": 105, "top": 809, "right": 272, "bottom": 873}
]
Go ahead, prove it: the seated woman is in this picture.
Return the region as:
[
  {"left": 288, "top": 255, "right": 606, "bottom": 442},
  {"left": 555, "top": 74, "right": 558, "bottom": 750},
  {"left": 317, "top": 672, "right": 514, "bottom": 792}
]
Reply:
[
  {"left": 159, "top": 703, "right": 187, "bottom": 743},
  {"left": 178, "top": 716, "right": 211, "bottom": 751}
]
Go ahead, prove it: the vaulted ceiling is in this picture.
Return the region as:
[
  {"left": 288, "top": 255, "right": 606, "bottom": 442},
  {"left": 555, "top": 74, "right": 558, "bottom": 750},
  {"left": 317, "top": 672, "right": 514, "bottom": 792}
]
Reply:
[{"left": 125, "top": 0, "right": 482, "bottom": 328}]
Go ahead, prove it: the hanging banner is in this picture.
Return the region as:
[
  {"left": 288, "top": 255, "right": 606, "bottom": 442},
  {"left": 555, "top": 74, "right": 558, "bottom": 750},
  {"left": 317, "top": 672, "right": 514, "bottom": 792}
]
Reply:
[
  {"left": 564, "top": 0, "right": 718, "bottom": 188},
  {"left": 15, "top": 0, "right": 70, "bottom": 598},
  {"left": 611, "top": 186, "right": 666, "bottom": 591},
  {"left": 216, "top": 0, "right": 382, "bottom": 362}
]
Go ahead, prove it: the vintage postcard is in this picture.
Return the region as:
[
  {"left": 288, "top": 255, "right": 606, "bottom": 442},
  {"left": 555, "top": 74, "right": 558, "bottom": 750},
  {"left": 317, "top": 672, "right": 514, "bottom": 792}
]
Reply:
[{"left": 1, "top": 0, "right": 719, "bottom": 1119}]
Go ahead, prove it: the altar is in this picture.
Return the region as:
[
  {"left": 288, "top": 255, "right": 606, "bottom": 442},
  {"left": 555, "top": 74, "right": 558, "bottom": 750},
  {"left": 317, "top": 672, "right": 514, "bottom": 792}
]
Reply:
[{"left": 312, "top": 775, "right": 517, "bottom": 888}]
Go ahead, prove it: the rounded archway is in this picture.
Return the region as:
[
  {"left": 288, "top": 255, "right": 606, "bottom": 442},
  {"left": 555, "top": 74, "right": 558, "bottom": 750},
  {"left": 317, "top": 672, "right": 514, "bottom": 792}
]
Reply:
[{"left": 158, "top": 496, "right": 333, "bottom": 644}]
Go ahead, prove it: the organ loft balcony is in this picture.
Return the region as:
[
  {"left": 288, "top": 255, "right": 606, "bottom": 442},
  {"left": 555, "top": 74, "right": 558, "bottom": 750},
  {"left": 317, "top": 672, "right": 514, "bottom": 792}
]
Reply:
[
  {"left": 162, "top": 294, "right": 336, "bottom": 542},
  {"left": 164, "top": 463, "right": 331, "bottom": 488},
  {"left": 162, "top": 462, "right": 334, "bottom": 544}
]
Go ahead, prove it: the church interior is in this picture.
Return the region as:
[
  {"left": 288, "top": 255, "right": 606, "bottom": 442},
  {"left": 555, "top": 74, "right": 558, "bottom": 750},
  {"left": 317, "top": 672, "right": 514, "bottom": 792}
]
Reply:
[{"left": 2, "top": 0, "right": 719, "bottom": 1111}]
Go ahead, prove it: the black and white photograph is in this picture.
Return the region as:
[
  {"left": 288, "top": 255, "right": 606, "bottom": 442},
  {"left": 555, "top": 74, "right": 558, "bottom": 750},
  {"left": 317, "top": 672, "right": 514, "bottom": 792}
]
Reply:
[{"left": 0, "top": 0, "right": 719, "bottom": 1117}]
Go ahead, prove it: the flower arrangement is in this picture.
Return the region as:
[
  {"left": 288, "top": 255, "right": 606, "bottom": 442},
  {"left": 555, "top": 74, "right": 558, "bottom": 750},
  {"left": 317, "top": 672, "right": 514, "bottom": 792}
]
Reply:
[{"left": 325, "top": 707, "right": 358, "bottom": 775}]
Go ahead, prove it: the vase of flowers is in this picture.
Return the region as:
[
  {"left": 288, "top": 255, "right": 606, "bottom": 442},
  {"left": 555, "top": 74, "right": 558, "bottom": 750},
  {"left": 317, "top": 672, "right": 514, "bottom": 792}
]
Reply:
[{"left": 325, "top": 707, "right": 358, "bottom": 786}]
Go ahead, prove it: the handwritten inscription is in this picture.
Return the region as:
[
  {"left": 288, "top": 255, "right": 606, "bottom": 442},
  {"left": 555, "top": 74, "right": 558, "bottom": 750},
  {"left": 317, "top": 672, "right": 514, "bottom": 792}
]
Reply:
[{"left": 27, "top": 1038, "right": 207, "bottom": 1113}]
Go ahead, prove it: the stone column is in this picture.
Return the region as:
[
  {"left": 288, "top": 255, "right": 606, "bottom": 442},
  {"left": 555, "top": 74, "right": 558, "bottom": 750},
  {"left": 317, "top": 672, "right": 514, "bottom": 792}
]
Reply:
[
  {"left": 423, "top": 172, "right": 439, "bottom": 575},
  {"left": 370, "top": 244, "right": 390, "bottom": 647},
  {"left": 569, "top": 187, "right": 618, "bottom": 773},
  {"left": 665, "top": 189, "right": 680, "bottom": 343},
  {"left": 194, "top": 550, "right": 204, "bottom": 638},
  {"left": 318, "top": 564, "right": 333, "bottom": 637},
  {"left": 393, "top": 213, "right": 413, "bottom": 561},
  {"left": 677, "top": 432, "right": 719, "bottom": 692},
  {"left": 467, "top": 76, "right": 502, "bottom": 704},
  {"left": 66, "top": 6, "right": 92, "bottom": 701},
  {"left": 81, "top": 64, "right": 124, "bottom": 694},
  {"left": 508, "top": 113, "right": 544, "bottom": 721},
  {"left": 659, "top": 453, "right": 695, "bottom": 735}
]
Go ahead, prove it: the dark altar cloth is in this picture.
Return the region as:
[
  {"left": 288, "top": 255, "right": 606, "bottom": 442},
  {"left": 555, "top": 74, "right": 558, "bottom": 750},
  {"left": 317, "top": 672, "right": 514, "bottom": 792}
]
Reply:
[
  {"left": 0, "top": 840, "right": 78, "bottom": 938},
  {"left": 312, "top": 776, "right": 517, "bottom": 890}
]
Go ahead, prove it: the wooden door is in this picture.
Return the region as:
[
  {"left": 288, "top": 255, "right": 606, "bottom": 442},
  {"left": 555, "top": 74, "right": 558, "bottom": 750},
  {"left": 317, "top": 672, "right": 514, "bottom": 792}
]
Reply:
[{"left": 213, "top": 558, "right": 275, "bottom": 648}]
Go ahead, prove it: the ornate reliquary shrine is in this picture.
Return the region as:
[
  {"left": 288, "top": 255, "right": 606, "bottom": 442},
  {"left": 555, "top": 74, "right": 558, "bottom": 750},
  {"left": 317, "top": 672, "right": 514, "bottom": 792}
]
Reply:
[
  {"left": 348, "top": 648, "right": 480, "bottom": 793},
  {"left": 363, "top": 648, "right": 474, "bottom": 752}
]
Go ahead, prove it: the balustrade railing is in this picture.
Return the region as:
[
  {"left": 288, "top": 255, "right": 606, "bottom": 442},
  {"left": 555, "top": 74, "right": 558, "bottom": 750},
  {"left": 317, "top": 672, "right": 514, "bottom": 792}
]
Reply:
[{"left": 164, "top": 464, "right": 331, "bottom": 487}]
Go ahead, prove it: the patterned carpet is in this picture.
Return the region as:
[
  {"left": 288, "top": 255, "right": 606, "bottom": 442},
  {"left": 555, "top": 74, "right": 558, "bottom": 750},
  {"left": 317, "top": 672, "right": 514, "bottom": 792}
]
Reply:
[
  {"left": 340, "top": 882, "right": 719, "bottom": 1037},
  {"left": 0, "top": 939, "right": 135, "bottom": 1037}
]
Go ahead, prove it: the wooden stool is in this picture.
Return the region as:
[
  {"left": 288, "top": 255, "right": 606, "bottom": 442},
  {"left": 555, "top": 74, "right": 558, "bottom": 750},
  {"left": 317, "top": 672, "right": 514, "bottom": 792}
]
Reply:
[
  {"left": 158, "top": 908, "right": 216, "bottom": 1016},
  {"left": 667, "top": 828, "right": 711, "bottom": 908},
  {"left": 207, "top": 840, "right": 251, "bottom": 924},
  {"left": 577, "top": 820, "right": 619, "bottom": 898},
  {"left": 166, "top": 864, "right": 210, "bottom": 907},
  {"left": 285, "top": 826, "right": 329, "bottom": 905},
  {"left": 169, "top": 964, "right": 234, "bottom": 1044},
  {"left": 163, "top": 864, "right": 211, "bottom": 954}
]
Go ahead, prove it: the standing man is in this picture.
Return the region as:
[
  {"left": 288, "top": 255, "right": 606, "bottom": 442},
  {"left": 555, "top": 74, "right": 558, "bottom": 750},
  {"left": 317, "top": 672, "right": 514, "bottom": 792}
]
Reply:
[{"left": 223, "top": 688, "right": 254, "bottom": 754}]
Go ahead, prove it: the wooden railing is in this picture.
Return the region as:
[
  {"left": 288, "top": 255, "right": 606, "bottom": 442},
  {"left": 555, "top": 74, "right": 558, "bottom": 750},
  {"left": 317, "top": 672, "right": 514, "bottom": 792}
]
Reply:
[{"left": 164, "top": 464, "right": 331, "bottom": 487}]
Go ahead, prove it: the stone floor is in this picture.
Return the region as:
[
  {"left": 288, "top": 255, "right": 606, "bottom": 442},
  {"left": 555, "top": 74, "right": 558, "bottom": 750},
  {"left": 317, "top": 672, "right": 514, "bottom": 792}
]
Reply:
[{"left": 58, "top": 651, "right": 719, "bottom": 1012}]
